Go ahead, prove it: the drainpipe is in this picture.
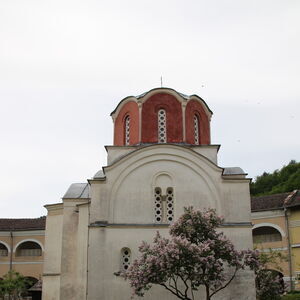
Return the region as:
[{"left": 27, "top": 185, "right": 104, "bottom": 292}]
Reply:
[
  {"left": 86, "top": 199, "right": 91, "bottom": 300},
  {"left": 9, "top": 231, "right": 13, "bottom": 272},
  {"left": 284, "top": 190, "right": 297, "bottom": 291},
  {"left": 284, "top": 207, "right": 293, "bottom": 291}
]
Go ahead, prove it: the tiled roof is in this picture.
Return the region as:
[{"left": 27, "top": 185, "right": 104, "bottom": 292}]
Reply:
[
  {"left": 251, "top": 190, "right": 299, "bottom": 212},
  {"left": 0, "top": 216, "right": 46, "bottom": 231},
  {"left": 223, "top": 167, "right": 246, "bottom": 175},
  {"left": 63, "top": 183, "right": 90, "bottom": 199},
  {"left": 286, "top": 190, "right": 300, "bottom": 207}
]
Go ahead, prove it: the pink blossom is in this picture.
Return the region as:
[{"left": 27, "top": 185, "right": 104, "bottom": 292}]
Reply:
[{"left": 126, "top": 207, "right": 260, "bottom": 300}]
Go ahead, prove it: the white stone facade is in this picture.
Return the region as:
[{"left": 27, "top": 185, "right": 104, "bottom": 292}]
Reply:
[{"left": 42, "top": 89, "right": 256, "bottom": 300}]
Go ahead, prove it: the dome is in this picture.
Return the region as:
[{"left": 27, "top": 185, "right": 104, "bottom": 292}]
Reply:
[{"left": 111, "top": 88, "right": 212, "bottom": 146}]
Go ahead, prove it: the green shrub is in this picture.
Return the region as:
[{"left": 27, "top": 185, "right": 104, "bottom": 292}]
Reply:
[{"left": 281, "top": 294, "right": 300, "bottom": 300}]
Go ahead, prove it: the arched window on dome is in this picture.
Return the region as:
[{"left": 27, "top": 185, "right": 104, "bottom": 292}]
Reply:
[
  {"left": 194, "top": 114, "right": 200, "bottom": 145},
  {"left": 120, "top": 247, "right": 131, "bottom": 271},
  {"left": 124, "top": 115, "right": 130, "bottom": 146},
  {"left": 158, "top": 109, "right": 167, "bottom": 143}
]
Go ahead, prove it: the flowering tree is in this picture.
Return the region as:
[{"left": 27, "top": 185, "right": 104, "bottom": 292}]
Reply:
[
  {"left": 126, "top": 207, "right": 259, "bottom": 300},
  {"left": 255, "top": 269, "right": 284, "bottom": 300}
]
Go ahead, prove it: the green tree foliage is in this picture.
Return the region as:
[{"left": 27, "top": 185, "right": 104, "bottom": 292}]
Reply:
[
  {"left": 281, "top": 292, "right": 300, "bottom": 300},
  {"left": 255, "top": 249, "right": 287, "bottom": 300},
  {"left": 0, "top": 270, "right": 31, "bottom": 300},
  {"left": 251, "top": 160, "right": 300, "bottom": 196}
]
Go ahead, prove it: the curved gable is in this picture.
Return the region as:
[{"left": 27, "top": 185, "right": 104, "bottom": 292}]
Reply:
[{"left": 103, "top": 145, "right": 223, "bottom": 223}]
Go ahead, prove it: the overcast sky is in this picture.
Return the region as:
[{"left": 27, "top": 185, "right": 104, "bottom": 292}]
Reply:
[{"left": 0, "top": 0, "right": 299, "bottom": 218}]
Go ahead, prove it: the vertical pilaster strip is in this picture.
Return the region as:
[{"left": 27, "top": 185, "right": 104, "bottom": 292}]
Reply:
[
  {"left": 111, "top": 114, "right": 116, "bottom": 145},
  {"left": 138, "top": 101, "right": 142, "bottom": 143}
]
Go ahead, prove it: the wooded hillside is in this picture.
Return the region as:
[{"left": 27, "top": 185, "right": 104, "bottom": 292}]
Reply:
[{"left": 250, "top": 160, "right": 300, "bottom": 196}]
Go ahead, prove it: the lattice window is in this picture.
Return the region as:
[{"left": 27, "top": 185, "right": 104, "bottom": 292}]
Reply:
[
  {"left": 194, "top": 115, "right": 199, "bottom": 145},
  {"left": 166, "top": 188, "right": 174, "bottom": 223},
  {"left": 158, "top": 109, "right": 166, "bottom": 143},
  {"left": 121, "top": 248, "right": 131, "bottom": 271},
  {"left": 124, "top": 115, "right": 130, "bottom": 146},
  {"left": 154, "top": 187, "right": 163, "bottom": 223},
  {"left": 154, "top": 187, "right": 174, "bottom": 223}
]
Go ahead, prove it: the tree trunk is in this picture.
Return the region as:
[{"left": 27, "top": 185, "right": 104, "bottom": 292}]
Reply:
[{"left": 205, "top": 285, "right": 210, "bottom": 300}]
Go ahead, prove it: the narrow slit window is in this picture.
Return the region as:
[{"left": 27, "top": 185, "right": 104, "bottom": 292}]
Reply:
[
  {"left": 194, "top": 115, "right": 199, "bottom": 145},
  {"left": 124, "top": 116, "right": 130, "bottom": 146},
  {"left": 166, "top": 187, "right": 174, "bottom": 223},
  {"left": 158, "top": 109, "right": 166, "bottom": 143},
  {"left": 154, "top": 188, "right": 162, "bottom": 223},
  {"left": 121, "top": 248, "right": 131, "bottom": 271}
]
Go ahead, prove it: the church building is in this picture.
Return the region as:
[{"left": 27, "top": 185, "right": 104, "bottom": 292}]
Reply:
[{"left": 42, "top": 88, "right": 255, "bottom": 299}]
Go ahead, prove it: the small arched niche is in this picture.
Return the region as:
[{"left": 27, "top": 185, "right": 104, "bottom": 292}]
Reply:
[
  {"left": 154, "top": 173, "right": 173, "bottom": 195},
  {"left": 153, "top": 173, "right": 174, "bottom": 223}
]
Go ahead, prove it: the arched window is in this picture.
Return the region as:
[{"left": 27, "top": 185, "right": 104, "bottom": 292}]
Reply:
[
  {"left": 16, "top": 241, "right": 42, "bottom": 257},
  {"left": 0, "top": 243, "right": 8, "bottom": 257},
  {"left": 253, "top": 226, "right": 282, "bottom": 243},
  {"left": 124, "top": 115, "right": 130, "bottom": 146},
  {"left": 120, "top": 248, "right": 131, "bottom": 271},
  {"left": 154, "top": 187, "right": 174, "bottom": 223},
  {"left": 158, "top": 109, "right": 166, "bottom": 143},
  {"left": 194, "top": 114, "right": 200, "bottom": 145}
]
